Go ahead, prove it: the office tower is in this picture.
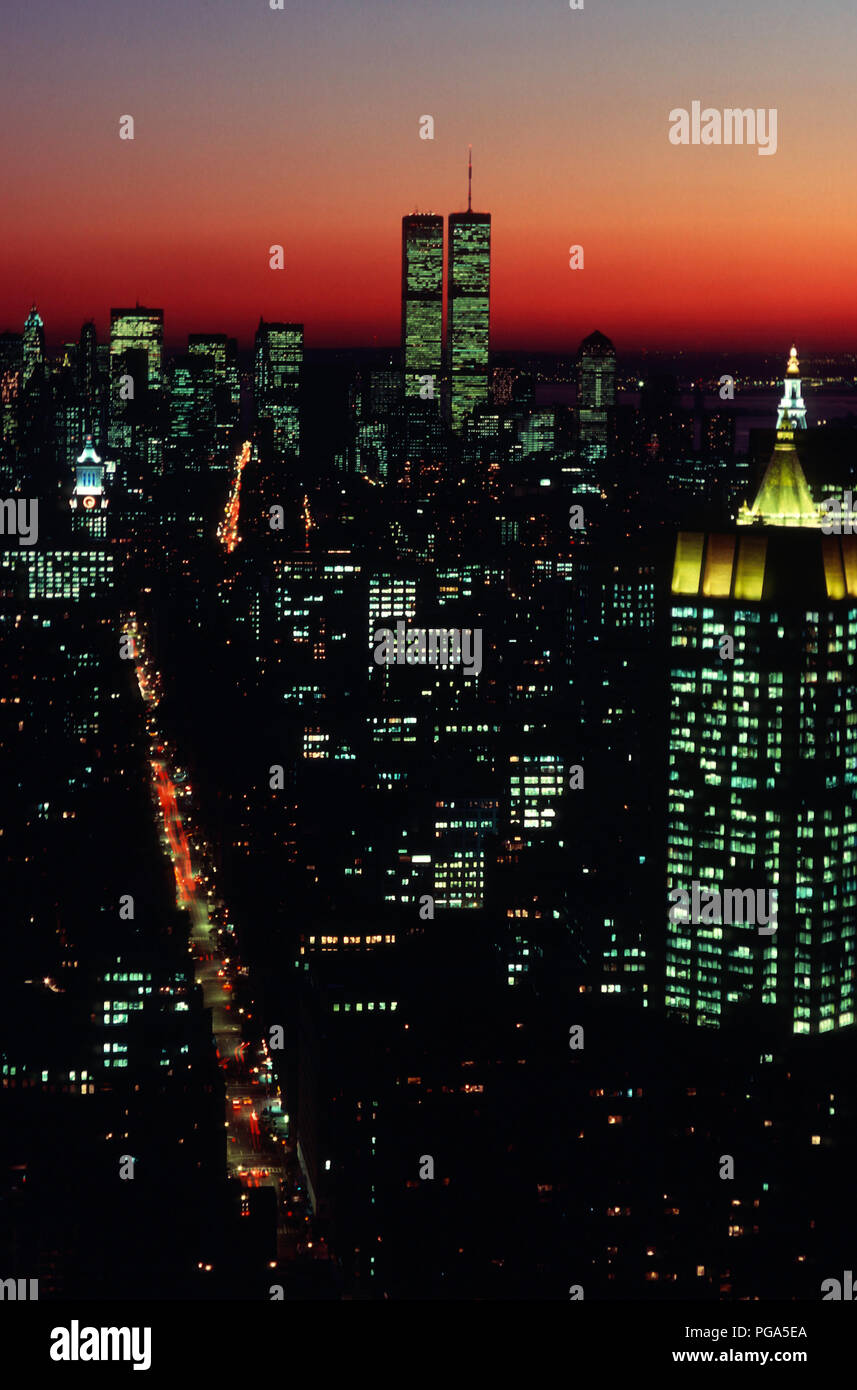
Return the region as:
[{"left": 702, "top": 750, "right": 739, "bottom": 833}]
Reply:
[
  {"left": 577, "top": 329, "right": 615, "bottom": 448},
  {"left": 109, "top": 306, "right": 164, "bottom": 392},
  {"left": 54, "top": 374, "right": 86, "bottom": 479},
  {"left": 75, "top": 320, "right": 104, "bottom": 445},
  {"left": 401, "top": 214, "right": 443, "bottom": 399},
  {"left": 169, "top": 355, "right": 215, "bottom": 453},
  {"left": 519, "top": 410, "right": 555, "bottom": 457},
  {"left": 189, "top": 332, "right": 240, "bottom": 435},
  {"left": 666, "top": 368, "right": 857, "bottom": 1035},
  {"left": 447, "top": 153, "right": 491, "bottom": 431},
  {"left": 78, "top": 321, "right": 98, "bottom": 400},
  {"left": 776, "top": 344, "right": 807, "bottom": 431},
  {"left": 369, "top": 364, "right": 402, "bottom": 417},
  {"left": 0, "top": 334, "right": 22, "bottom": 475},
  {"left": 22, "top": 306, "right": 45, "bottom": 387},
  {"left": 254, "top": 319, "right": 302, "bottom": 455}
]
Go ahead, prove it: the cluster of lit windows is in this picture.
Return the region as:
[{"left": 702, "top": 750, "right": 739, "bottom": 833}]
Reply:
[
  {"left": 668, "top": 595, "right": 857, "bottom": 1033},
  {"left": 331, "top": 1001, "right": 397, "bottom": 1013},
  {"left": 371, "top": 715, "right": 418, "bottom": 743},
  {"left": 303, "top": 934, "right": 395, "bottom": 951},
  {"left": 102, "top": 998, "right": 144, "bottom": 1024},
  {"left": 434, "top": 850, "right": 484, "bottom": 909},
  {"left": 284, "top": 684, "right": 323, "bottom": 702},
  {"left": 509, "top": 754, "right": 563, "bottom": 831},
  {"left": 2, "top": 550, "right": 114, "bottom": 599},
  {"left": 302, "top": 728, "right": 330, "bottom": 759}
]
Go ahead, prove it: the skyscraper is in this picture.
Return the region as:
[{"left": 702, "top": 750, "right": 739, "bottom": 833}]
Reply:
[
  {"left": 22, "top": 305, "right": 44, "bottom": 387},
  {"left": 666, "top": 357, "right": 857, "bottom": 1035},
  {"left": 78, "top": 320, "right": 98, "bottom": 401},
  {"left": 446, "top": 153, "right": 490, "bottom": 432},
  {"left": 401, "top": 214, "right": 443, "bottom": 400},
  {"left": 189, "top": 332, "right": 240, "bottom": 437},
  {"left": 109, "top": 306, "right": 164, "bottom": 392},
  {"left": 577, "top": 329, "right": 616, "bottom": 449},
  {"left": 254, "top": 319, "right": 302, "bottom": 455}
]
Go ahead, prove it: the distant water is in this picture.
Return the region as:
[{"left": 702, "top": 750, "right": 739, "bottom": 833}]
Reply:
[{"left": 534, "top": 385, "right": 857, "bottom": 453}]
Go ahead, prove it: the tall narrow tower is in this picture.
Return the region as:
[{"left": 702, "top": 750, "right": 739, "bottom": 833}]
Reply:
[
  {"left": 446, "top": 151, "right": 491, "bottom": 431},
  {"left": 22, "top": 306, "right": 45, "bottom": 387},
  {"left": 776, "top": 344, "right": 807, "bottom": 431},
  {"left": 401, "top": 214, "right": 443, "bottom": 399},
  {"left": 577, "top": 329, "right": 616, "bottom": 453},
  {"left": 666, "top": 371, "right": 857, "bottom": 1037}
]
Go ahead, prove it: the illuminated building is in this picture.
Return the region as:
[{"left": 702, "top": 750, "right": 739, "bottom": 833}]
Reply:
[
  {"left": 69, "top": 435, "right": 108, "bottom": 538},
  {"left": 368, "top": 575, "right": 418, "bottom": 680},
  {"left": 189, "top": 332, "right": 240, "bottom": 439},
  {"left": 169, "top": 355, "right": 216, "bottom": 451},
  {"left": 0, "top": 333, "right": 22, "bottom": 448},
  {"left": 776, "top": 344, "right": 807, "bottom": 431},
  {"left": 447, "top": 153, "right": 491, "bottom": 431},
  {"left": 431, "top": 798, "right": 497, "bottom": 909},
  {"left": 22, "top": 306, "right": 45, "bottom": 387},
  {"left": 0, "top": 547, "right": 115, "bottom": 600},
  {"left": 667, "top": 375, "right": 857, "bottom": 1034},
  {"left": 401, "top": 214, "right": 443, "bottom": 399},
  {"left": 78, "top": 320, "right": 98, "bottom": 403},
  {"left": 577, "top": 329, "right": 615, "bottom": 449},
  {"left": 519, "top": 410, "right": 555, "bottom": 457},
  {"left": 254, "top": 319, "right": 302, "bottom": 456},
  {"left": 109, "top": 306, "right": 164, "bottom": 391},
  {"left": 509, "top": 753, "right": 564, "bottom": 843}
]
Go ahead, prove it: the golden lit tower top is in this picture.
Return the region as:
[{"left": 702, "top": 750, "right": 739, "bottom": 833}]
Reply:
[
  {"left": 737, "top": 345, "right": 818, "bottom": 527},
  {"left": 777, "top": 344, "right": 806, "bottom": 430}
]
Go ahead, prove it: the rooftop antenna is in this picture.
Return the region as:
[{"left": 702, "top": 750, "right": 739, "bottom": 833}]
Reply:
[{"left": 467, "top": 145, "right": 472, "bottom": 212}]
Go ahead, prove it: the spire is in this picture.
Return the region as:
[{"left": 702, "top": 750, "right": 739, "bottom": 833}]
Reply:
[
  {"left": 738, "top": 425, "right": 820, "bottom": 528},
  {"left": 737, "top": 349, "right": 817, "bottom": 526},
  {"left": 467, "top": 145, "right": 472, "bottom": 212},
  {"left": 776, "top": 342, "right": 806, "bottom": 430}
]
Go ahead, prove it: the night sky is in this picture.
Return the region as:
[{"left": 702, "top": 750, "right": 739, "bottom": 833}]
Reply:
[{"left": 2, "top": 0, "right": 856, "bottom": 349}]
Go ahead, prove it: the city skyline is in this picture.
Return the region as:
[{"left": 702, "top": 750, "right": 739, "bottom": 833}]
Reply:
[
  {"left": 4, "top": 0, "right": 857, "bottom": 351},
  {"left": 5, "top": 0, "right": 857, "bottom": 1346}
]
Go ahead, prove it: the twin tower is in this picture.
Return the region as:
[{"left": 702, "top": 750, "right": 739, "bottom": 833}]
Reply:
[{"left": 402, "top": 168, "right": 491, "bottom": 432}]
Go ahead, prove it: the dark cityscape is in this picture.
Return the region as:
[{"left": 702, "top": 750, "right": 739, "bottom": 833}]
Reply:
[{"left": 3, "top": 0, "right": 856, "bottom": 1372}]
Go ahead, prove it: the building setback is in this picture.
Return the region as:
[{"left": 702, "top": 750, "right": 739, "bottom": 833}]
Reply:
[{"left": 666, "top": 351, "right": 857, "bottom": 1034}]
